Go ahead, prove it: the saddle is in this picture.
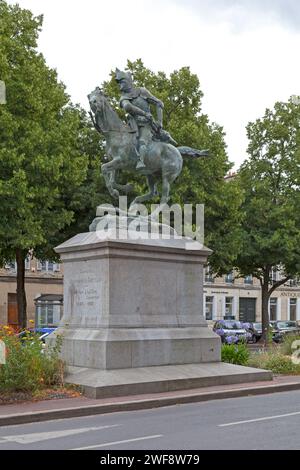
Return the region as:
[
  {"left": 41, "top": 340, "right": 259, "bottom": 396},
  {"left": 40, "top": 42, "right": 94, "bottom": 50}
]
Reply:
[{"left": 127, "top": 114, "right": 177, "bottom": 149}]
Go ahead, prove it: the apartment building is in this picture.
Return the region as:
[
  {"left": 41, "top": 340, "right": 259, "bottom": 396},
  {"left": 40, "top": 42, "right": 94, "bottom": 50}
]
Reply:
[
  {"left": 0, "top": 258, "right": 63, "bottom": 329},
  {"left": 204, "top": 268, "right": 300, "bottom": 323}
]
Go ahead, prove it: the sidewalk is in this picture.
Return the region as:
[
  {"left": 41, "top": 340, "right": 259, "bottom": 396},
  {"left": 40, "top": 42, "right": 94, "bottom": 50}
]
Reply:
[{"left": 1, "top": 375, "right": 300, "bottom": 427}]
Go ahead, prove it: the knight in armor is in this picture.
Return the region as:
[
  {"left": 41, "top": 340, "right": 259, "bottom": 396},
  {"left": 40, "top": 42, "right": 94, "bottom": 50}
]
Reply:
[{"left": 115, "top": 68, "right": 177, "bottom": 170}]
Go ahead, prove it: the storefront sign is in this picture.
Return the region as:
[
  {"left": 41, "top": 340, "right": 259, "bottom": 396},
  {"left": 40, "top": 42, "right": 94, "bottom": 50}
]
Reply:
[{"left": 281, "top": 292, "right": 300, "bottom": 298}]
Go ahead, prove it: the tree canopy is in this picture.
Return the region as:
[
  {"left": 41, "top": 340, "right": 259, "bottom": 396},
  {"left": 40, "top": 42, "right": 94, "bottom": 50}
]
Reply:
[
  {"left": 0, "top": 1, "right": 88, "bottom": 326},
  {"left": 235, "top": 97, "right": 300, "bottom": 339}
]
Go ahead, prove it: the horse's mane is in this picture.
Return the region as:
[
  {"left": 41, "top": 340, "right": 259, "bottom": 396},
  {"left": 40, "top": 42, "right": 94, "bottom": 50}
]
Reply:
[{"left": 98, "top": 94, "right": 131, "bottom": 134}]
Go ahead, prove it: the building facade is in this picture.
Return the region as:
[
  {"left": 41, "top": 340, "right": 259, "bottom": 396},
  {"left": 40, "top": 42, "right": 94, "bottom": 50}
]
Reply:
[
  {"left": 204, "top": 269, "right": 300, "bottom": 323},
  {"left": 0, "top": 258, "right": 63, "bottom": 329}
]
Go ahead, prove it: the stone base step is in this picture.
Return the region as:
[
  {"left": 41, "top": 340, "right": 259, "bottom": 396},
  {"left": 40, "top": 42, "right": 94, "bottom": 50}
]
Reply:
[{"left": 65, "top": 362, "right": 273, "bottom": 399}]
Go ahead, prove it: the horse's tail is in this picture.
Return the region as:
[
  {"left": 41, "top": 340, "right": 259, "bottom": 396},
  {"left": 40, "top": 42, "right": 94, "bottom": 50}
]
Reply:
[{"left": 178, "top": 146, "right": 209, "bottom": 158}]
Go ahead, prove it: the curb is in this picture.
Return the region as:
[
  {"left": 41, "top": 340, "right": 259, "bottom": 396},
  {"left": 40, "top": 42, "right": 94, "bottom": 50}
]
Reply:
[{"left": 1, "top": 381, "right": 300, "bottom": 427}]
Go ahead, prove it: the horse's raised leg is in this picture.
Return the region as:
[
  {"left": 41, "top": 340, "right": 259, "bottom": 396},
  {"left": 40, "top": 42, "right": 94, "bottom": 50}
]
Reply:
[
  {"left": 161, "top": 175, "right": 171, "bottom": 204},
  {"left": 112, "top": 177, "right": 134, "bottom": 194},
  {"left": 109, "top": 169, "right": 133, "bottom": 194},
  {"left": 101, "top": 159, "right": 121, "bottom": 199},
  {"left": 149, "top": 175, "right": 173, "bottom": 220},
  {"left": 129, "top": 175, "right": 157, "bottom": 207}
]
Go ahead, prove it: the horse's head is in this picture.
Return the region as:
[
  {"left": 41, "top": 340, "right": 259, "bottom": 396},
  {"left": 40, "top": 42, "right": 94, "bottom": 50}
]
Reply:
[
  {"left": 88, "top": 86, "right": 106, "bottom": 114},
  {"left": 88, "top": 86, "right": 126, "bottom": 134}
]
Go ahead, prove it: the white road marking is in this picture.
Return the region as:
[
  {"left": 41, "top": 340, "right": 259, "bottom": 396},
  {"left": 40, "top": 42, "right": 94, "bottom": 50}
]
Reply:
[
  {"left": 219, "top": 411, "right": 300, "bottom": 427},
  {"left": 0, "top": 424, "right": 121, "bottom": 444},
  {"left": 72, "top": 434, "right": 163, "bottom": 450}
]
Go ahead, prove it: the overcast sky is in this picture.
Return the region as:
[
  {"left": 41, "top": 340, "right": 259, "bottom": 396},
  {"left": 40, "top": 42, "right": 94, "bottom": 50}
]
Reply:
[{"left": 8, "top": 0, "right": 300, "bottom": 168}]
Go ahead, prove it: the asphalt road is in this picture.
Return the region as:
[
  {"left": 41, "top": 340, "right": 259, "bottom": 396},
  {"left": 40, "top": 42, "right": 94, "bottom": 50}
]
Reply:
[{"left": 1, "top": 390, "right": 300, "bottom": 450}]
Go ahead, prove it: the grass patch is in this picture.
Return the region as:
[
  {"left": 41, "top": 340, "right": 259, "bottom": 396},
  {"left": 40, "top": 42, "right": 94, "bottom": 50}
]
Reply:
[
  {"left": 247, "top": 334, "right": 300, "bottom": 375},
  {"left": 248, "top": 350, "right": 300, "bottom": 375}
]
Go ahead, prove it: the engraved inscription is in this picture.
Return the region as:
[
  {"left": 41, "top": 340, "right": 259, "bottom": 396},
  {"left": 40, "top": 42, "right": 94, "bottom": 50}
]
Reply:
[{"left": 69, "top": 274, "right": 102, "bottom": 315}]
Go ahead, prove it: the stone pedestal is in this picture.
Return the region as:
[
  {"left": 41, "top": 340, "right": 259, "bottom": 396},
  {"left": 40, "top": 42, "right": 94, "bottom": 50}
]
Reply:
[
  {"left": 54, "top": 231, "right": 220, "bottom": 368},
  {"left": 51, "top": 227, "right": 272, "bottom": 397}
]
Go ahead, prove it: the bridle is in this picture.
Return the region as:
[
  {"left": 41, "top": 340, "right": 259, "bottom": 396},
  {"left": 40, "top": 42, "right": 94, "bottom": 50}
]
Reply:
[{"left": 90, "top": 92, "right": 133, "bottom": 135}]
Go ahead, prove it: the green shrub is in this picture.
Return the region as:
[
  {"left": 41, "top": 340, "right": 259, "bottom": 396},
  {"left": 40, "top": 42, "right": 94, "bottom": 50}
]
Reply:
[
  {"left": 248, "top": 350, "right": 300, "bottom": 375},
  {"left": 221, "top": 343, "right": 250, "bottom": 365},
  {"left": 0, "top": 327, "right": 64, "bottom": 393}
]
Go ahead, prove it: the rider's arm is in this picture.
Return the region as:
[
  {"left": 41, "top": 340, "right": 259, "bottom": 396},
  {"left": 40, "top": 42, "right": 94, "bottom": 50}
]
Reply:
[
  {"left": 121, "top": 99, "right": 151, "bottom": 120},
  {"left": 140, "top": 88, "right": 164, "bottom": 127}
]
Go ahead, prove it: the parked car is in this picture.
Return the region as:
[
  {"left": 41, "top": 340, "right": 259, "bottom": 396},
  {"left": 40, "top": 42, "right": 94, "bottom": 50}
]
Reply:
[
  {"left": 34, "top": 327, "right": 56, "bottom": 342},
  {"left": 243, "top": 322, "right": 263, "bottom": 343},
  {"left": 271, "top": 321, "right": 300, "bottom": 343},
  {"left": 213, "top": 320, "right": 251, "bottom": 344},
  {"left": 17, "top": 327, "right": 56, "bottom": 344}
]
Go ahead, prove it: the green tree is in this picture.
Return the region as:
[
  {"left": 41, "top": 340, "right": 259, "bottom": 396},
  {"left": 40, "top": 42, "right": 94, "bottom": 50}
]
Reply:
[
  {"left": 102, "top": 59, "right": 243, "bottom": 273},
  {"left": 236, "top": 98, "right": 300, "bottom": 342},
  {"left": 35, "top": 107, "right": 109, "bottom": 252},
  {"left": 0, "top": 1, "right": 88, "bottom": 328}
]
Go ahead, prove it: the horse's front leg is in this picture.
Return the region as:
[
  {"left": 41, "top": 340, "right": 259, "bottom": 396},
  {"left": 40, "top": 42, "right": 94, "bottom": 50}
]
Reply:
[{"left": 101, "top": 158, "right": 121, "bottom": 199}]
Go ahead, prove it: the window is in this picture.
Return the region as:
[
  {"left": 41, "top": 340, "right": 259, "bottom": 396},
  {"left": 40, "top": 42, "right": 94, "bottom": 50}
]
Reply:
[
  {"left": 25, "top": 257, "right": 31, "bottom": 270},
  {"left": 244, "top": 275, "right": 253, "bottom": 285},
  {"left": 270, "top": 298, "right": 277, "bottom": 321},
  {"left": 39, "top": 305, "right": 47, "bottom": 326},
  {"left": 35, "top": 295, "right": 63, "bottom": 328},
  {"left": 37, "top": 260, "right": 46, "bottom": 271},
  {"left": 47, "top": 304, "right": 54, "bottom": 324},
  {"left": 205, "top": 266, "right": 214, "bottom": 283},
  {"left": 37, "top": 261, "right": 60, "bottom": 272},
  {"left": 225, "top": 272, "right": 234, "bottom": 284},
  {"left": 205, "top": 296, "right": 214, "bottom": 320},
  {"left": 36, "top": 303, "right": 57, "bottom": 327},
  {"left": 5, "top": 257, "right": 30, "bottom": 271},
  {"left": 225, "top": 297, "right": 234, "bottom": 316},
  {"left": 289, "top": 279, "right": 299, "bottom": 287},
  {"left": 5, "top": 261, "right": 16, "bottom": 270},
  {"left": 270, "top": 267, "right": 279, "bottom": 284},
  {"left": 290, "top": 298, "right": 297, "bottom": 321},
  {"left": 47, "top": 262, "right": 54, "bottom": 272}
]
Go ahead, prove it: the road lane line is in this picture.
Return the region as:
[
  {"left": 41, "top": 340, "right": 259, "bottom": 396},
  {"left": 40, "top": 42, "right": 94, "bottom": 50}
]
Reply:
[
  {"left": 219, "top": 411, "right": 300, "bottom": 427},
  {"left": 0, "top": 424, "right": 121, "bottom": 444},
  {"left": 72, "top": 434, "right": 163, "bottom": 450}
]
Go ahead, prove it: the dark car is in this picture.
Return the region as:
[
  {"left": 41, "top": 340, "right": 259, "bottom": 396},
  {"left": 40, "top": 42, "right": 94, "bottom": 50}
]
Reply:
[
  {"left": 271, "top": 321, "right": 300, "bottom": 343},
  {"left": 244, "top": 322, "right": 263, "bottom": 343},
  {"left": 213, "top": 320, "right": 251, "bottom": 344}
]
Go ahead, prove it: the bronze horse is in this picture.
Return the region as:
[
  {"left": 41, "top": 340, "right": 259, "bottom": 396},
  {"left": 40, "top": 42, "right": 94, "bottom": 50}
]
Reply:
[{"left": 88, "top": 87, "right": 209, "bottom": 206}]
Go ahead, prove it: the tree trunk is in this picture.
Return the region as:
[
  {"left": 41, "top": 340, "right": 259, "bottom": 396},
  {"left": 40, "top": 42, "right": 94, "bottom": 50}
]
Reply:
[
  {"left": 261, "top": 280, "right": 270, "bottom": 345},
  {"left": 16, "top": 249, "right": 27, "bottom": 330}
]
